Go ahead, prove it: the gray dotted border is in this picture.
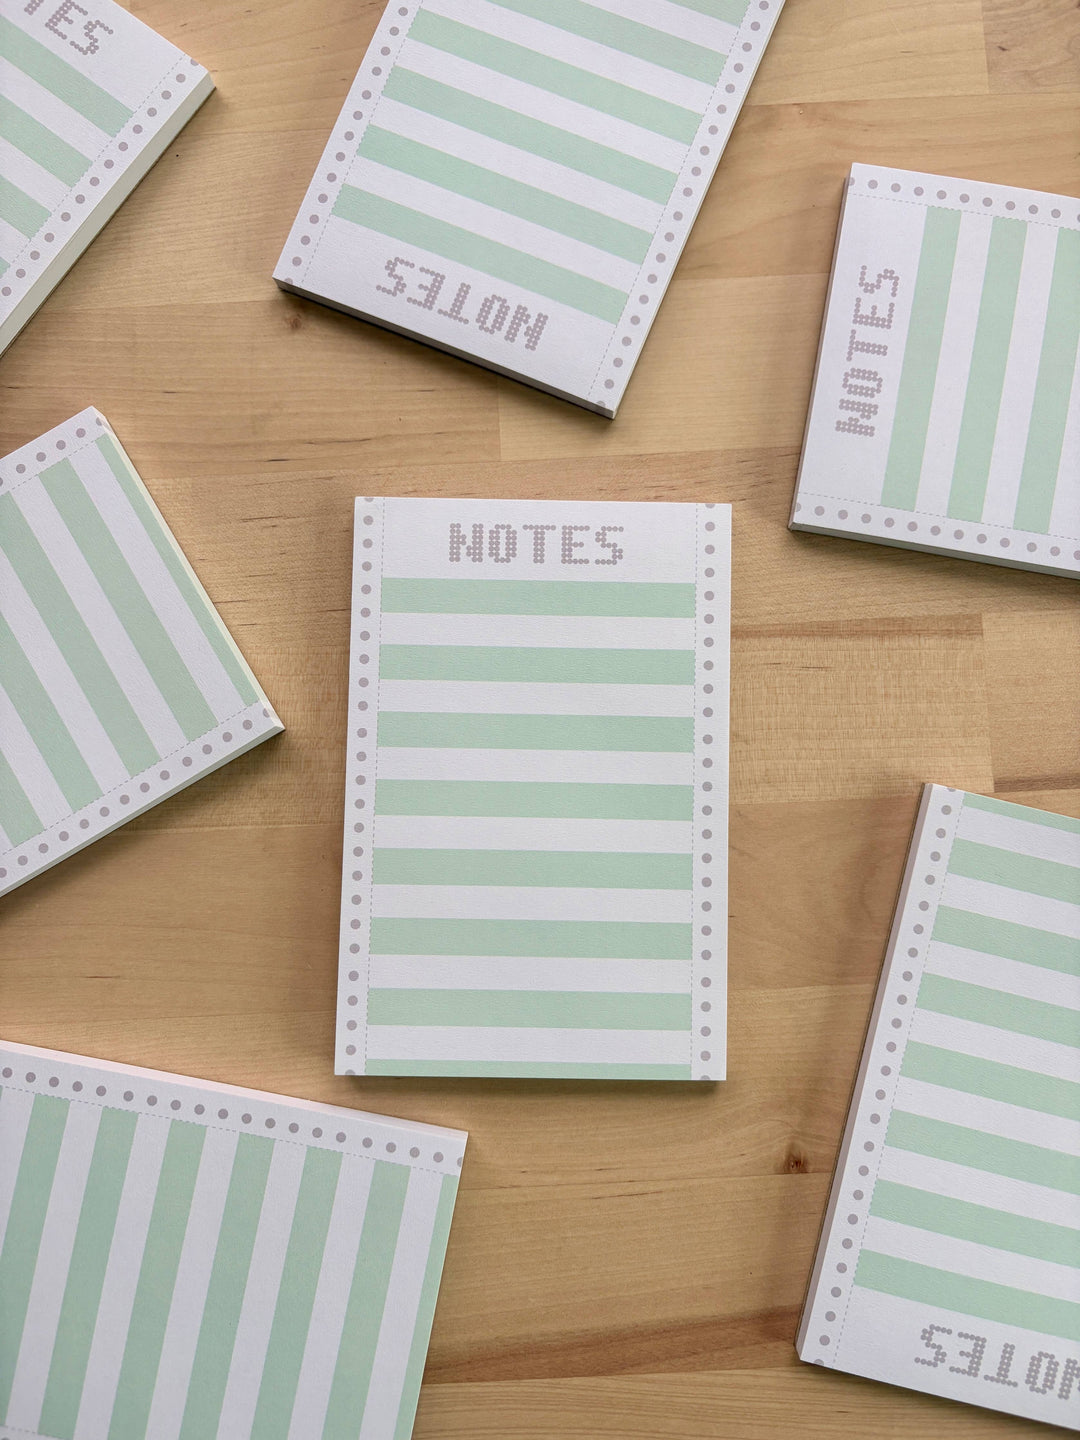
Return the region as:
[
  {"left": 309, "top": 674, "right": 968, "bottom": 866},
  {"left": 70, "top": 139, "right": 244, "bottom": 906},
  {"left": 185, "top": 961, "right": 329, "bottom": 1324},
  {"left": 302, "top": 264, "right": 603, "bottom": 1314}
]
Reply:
[
  {"left": 337, "top": 499, "right": 385, "bottom": 1076},
  {"left": 851, "top": 168, "right": 1080, "bottom": 233},
  {"left": 692, "top": 504, "right": 724, "bottom": 1080},
  {"left": 0, "top": 404, "right": 107, "bottom": 495},
  {"left": 811, "top": 785, "right": 964, "bottom": 1362}
]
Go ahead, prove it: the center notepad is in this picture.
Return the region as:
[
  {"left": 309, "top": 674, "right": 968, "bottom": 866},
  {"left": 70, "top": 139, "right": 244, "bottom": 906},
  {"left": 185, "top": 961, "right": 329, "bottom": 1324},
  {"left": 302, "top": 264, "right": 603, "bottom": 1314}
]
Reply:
[{"left": 338, "top": 498, "right": 729, "bottom": 1079}]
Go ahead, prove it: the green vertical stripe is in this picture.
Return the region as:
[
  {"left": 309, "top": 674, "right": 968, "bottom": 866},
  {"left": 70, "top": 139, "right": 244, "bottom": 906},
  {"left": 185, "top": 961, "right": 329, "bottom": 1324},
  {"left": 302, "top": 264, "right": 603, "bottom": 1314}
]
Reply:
[
  {"left": 383, "top": 69, "right": 675, "bottom": 204},
  {"left": 107, "top": 1121, "right": 206, "bottom": 1440},
  {"left": 933, "top": 905, "right": 1080, "bottom": 978},
  {"left": 918, "top": 972, "right": 1080, "bottom": 1049},
  {"left": 249, "top": 1147, "right": 342, "bottom": 1440},
  {"left": 948, "top": 837, "right": 1080, "bottom": 904},
  {"left": 39, "top": 1108, "right": 138, "bottom": 1440},
  {"left": 380, "top": 578, "right": 696, "bottom": 616},
  {"left": 334, "top": 186, "right": 628, "bottom": 323},
  {"left": 321, "top": 1161, "right": 410, "bottom": 1440},
  {"left": 409, "top": 9, "right": 706, "bottom": 135},
  {"left": 177, "top": 1134, "right": 274, "bottom": 1440},
  {"left": 392, "top": 1175, "right": 457, "bottom": 1440},
  {"left": 0, "top": 173, "right": 49, "bottom": 237},
  {"left": 367, "top": 987, "right": 692, "bottom": 1029},
  {"left": 95, "top": 436, "right": 258, "bottom": 708},
  {"left": 359, "top": 127, "right": 651, "bottom": 263},
  {"left": 0, "top": 745, "right": 41, "bottom": 845},
  {"left": 902, "top": 1041, "right": 1080, "bottom": 1122},
  {"left": 372, "top": 847, "right": 692, "bottom": 887},
  {"left": 870, "top": 1179, "right": 1080, "bottom": 1268},
  {"left": 365, "top": 1058, "right": 691, "bottom": 1078},
  {"left": 0, "top": 1094, "right": 69, "bottom": 1419},
  {"left": 0, "top": 613, "right": 100, "bottom": 811},
  {"left": 42, "top": 460, "right": 218, "bottom": 742},
  {"left": 0, "top": 95, "right": 89, "bottom": 185},
  {"left": 379, "top": 645, "right": 694, "bottom": 684},
  {"left": 1014, "top": 228, "right": 1080, "bottom": 533},
  {"left": 370, "top": 917, "right": 691, "bottom": 958},
  {"left": 376, "top": 712, "right": 693, "bottom": 751},
  {"left": 856, "top": 1250, "right": 1080, "bottom": 1344},
  {"left": 887, "top": 1109, "right": 1080, "bottom": 1194},
  {"left": 947, "top": 218, "right": 1027, "bottom": 520},
  {"left": 0, "top": 17, "right": 131, "bottom": 134},
  {"left": 0, "top": 492, "right": 159, "bottom": 776},
  {"left": 666, "top": 0, "right": 747, "bottom": 20},
  {"left": 376, "top": 780, "right": 693, "bottom": 819},
  {"left": 881, "top": 206, "right": 962, "bottom": 508},
  {"left": 963, "top": 792, "right": 1080, "bottom": 835}
]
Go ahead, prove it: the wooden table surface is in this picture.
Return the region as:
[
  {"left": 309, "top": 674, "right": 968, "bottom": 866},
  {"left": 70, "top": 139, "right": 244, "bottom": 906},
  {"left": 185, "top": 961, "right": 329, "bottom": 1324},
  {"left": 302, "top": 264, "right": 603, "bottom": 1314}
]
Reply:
[{"left": 2, "top": 0, "right": 1079, "bottom": 1435}]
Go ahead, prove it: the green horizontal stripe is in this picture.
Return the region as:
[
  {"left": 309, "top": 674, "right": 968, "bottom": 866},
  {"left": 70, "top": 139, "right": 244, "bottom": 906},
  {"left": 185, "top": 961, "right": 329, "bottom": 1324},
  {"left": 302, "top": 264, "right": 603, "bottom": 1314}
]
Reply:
[
  {"left": 963, "top": 792, "right": 1080, "bottom": 836},
  {"left": 384, "top": 68, "right": 675, "bottom": 204},
  {"left": 0, "top": 94, "right": 88, "bottom": 184},
  {"left": 0, "top": 172, "right": 48, "bottom": 237},
  {"left": 888, "top": 1109, "right": 1080, "bottom": 1195},
  {"left": 666, "top": 0, "right": 747, "bottom": 20},
  {"left": 412, "top": 8, "right": 705, "bottom": 137},
  {"left": 381, "top": 577, "right": 696, "bottom": 616},
  {"left": 334, "top": 186, "right": 627, "bottom": 322},
  {"left": 0, "top": 746, "right": 41, "bottom": 846},
  {"left": 360, "top": 126, "right": 650, "bottom": 263},
  {"left": 918, "top": 973, "right": 1080, "bottom": 1050},
  {"left": 364, "top": 1058, "right": 692, "bottom": 1078},
  {"left": 377, "top": 712, "right": 693, "bottom": 751},
  {"left": 367, "top": 988, "right": 691, "bottom": 1029},
  {"left": 380, "top": 644, "right": 694, "bottom": 684},
  {"left": 370, "top": 917, "right": 691, "bottom": 958},
  {"left": 871, "top": 1179, "right": 1080, "bottom": 1269},
  {"left": 902, "top": 1041, "right": 1080, "bottom": 1122},
  {"left": 373, "top": 847, "right": 691, "bottom": 887},
  {"left": 856, "top": 1250, "right": 1080, "bottom": 1345},
  {"left": 0, "top": 16, "right": 130, "bottom": 134},
  {"left": 375, "top": 780, "right": 692, "bottom": 819},
  {"left": 933, "top": 905, "right": 1080, "bottom": 978},
  {"left": 489, "top": 0, "right": 725, "bottom": 83},
  {"left": 949, "top": 837, "right": 1080, "bottom": 904}
]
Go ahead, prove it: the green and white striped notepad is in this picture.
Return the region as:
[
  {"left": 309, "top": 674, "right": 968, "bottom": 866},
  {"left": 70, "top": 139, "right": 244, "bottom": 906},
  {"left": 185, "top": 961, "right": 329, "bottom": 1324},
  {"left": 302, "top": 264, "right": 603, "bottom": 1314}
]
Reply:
[
  {"left": 0, "top": 409, "right": 282, "bottom": 896},
  {"left": 338, "top": 497, "right": 729, "bottom": 1079},
  {"left": 791, "top": 165, "right": 1080, "bottom": 577},
  {"left": 0, "top": 0, "right": 212, "bottom": 355},
  {"left": 798, "top": 784, "right": 1080, "bottom": 1428},
  {"left": 274, "top": 0, "right": 785, "bottom": 416},
  {"left": 0, "top": 1040, "right": 465, "bottom": 1440}
]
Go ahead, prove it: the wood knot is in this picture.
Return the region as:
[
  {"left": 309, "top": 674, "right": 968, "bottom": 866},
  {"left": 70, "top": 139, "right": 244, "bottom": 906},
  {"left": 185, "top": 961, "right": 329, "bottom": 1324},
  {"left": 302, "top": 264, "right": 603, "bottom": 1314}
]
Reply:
[{"left": 784, "top": 1147, "right": 810, "bottom": 1173}]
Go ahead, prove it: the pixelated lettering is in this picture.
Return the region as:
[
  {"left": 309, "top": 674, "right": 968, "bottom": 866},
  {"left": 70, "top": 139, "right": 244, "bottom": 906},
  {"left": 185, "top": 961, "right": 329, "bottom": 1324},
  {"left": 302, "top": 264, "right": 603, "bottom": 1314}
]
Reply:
[
  {"left": 476, "top": 294, "right": 510, "bottom": 335},
  {"left": 984, "top": 1342, "right": 1019, "bottom": 1388},
  {"left": 846, "top": 329, "right": 888, "bottom": 363},
  {"left": 915, "top": 1324, "right": 951, "bottom": 1368},
  {"left": 1027, "top": 1352, "right": 1060, "bottom": 1395},
  {"left": 376, "top": 256, "right": 413, "bottom": 299},
  {"left": 407, "top": 266, "right": 445, "bottom": 311},
  {"left": 487, "top": 523, "right": 517, "bottom": 564},
  {"left": 561, "top": 524, "right": 589, "bottom": 565},
  {"left": 853, "top": 294, "right": 895, "bottom": 330},
  {"left": 594, "top": 525, "right": 624, "bottom": 566},
  {"left": 522, "top": 524, "right": 556, "bottom": 563},
  {"left": 842, "top": 367, "right": 884, "bottom": 398},
  {"left": 505, "top": 304, "right": 548, "bottom": 351},
  {"left": 449, "top": 522, "right": 484, "bottom": 563},
  {"left": 949, "top": 1332, "right": 987, "bottom": 1378},
  {"left": 858, "top": 266, "right": 900, "bottom": 297},
  {"left": 437, "top": 281, "right": 471, "bottom": 325}
]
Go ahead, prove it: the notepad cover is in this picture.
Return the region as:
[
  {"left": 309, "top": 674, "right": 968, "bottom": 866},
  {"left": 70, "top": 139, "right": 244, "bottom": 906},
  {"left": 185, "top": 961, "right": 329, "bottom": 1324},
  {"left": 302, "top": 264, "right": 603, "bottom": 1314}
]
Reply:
[
  {"left": 274, "top": 0, "right": 785, "bottom": 416},
  {"left": 0, "top": 1040, "right": 465, "bottom": 1440},
  {"left": 0, "top": 409, "right": 282, "bottom": 896},
  {"left": 790, "top": 165, "right": 1080, "bottom": 576},
  {"left": 337, "top": 496, "right": 729, "bottom": 1079},
  {"left": 798, "top": 784, "right": 1080, "bottom": 1428}
]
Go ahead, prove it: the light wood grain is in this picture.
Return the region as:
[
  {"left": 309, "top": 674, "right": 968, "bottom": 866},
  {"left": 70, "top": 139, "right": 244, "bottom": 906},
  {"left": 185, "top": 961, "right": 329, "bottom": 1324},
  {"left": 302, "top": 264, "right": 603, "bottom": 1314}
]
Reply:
[{"left": 1, "top": 0, "right": 1079, "bottom": 1435}]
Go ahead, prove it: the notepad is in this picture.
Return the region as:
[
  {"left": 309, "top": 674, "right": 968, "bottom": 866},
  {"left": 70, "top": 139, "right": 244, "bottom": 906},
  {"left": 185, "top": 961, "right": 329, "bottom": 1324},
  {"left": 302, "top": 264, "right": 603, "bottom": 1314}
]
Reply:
[
  {"left": 798, "top": 784, "right": 1080, "bottom": 1428},
  {"left": 790, "top": 164, "right": 1080, "bottom": 576},
  {"left": 336, "top": 497, "right": 729, "bottom": 1079},
  {"left": 0, "top": 1040, "right": 465, "bottom": 1440},
  {"left": 0, "top": 0, "right": 212, "bottom": 355},
  {"left": 274, "top": 0, "right": 785, "bottom": 416},
  {"left": 0, "top": 409, "right": 282, "bottom": 896}
]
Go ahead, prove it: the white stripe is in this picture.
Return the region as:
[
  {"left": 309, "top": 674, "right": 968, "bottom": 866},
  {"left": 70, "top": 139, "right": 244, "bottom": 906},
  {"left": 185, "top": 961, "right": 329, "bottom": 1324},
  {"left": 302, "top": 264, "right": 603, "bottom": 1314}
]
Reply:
[
  {"left": 145, "top": 1127, "right": 239, "bottom": 1440},
  {"left": 0, "top": 134, "right": 68, "bottom": 211},
  {"left": 0, "top": 58, "right": 106, "bottom": 156},
  {"left": 379, "top": 612, "right": 694, "bottom": 648},
  {"left": 895, "top": 1075, "right": 1080, "bottom": 1164},
  {"left": 285, "top": 1155, "right": 374, "bottom": 1440},
  {"left": 366, "top": 1024, "right": 688, "bottom": 1062},
  {"left": 372, "top": 883, "right": 691, "bottom": 922},
  {"left": 75, "top": 443, "right": 243, "bottom": 723},
  {"left": 915, "top": 211, "right": 992, "bottom": 518},
  {"left": 0, "top": 212, "right": 28, "bottom": 264},
  {"left": 861, "top": 1213, "right": 1080, "bottom": 1305},
  {"left": 374, "top": 96, "right": 662, "bottom": 232},
  {"left": 377, "top": 680, "right": 693, "bottom": 715},
  {"left": 369, "top": 952, "right": 690, "bottom": 992},
  {"left": 980, "top": 221, "right": 1059, "bottom": 530},
  {"left": 426, "top": 0, "right": 716, "bottom": 112},
  {"left": 877, "top": 1146, "right": 1080, "bottom": 1232},
  {"left": 941, "top": 872, "right": 1080, "bottom": 941},
  {"left": 372, "top": 814, "right": 693, "bottom": 850},
  {"left": 1048, "top": 339, "right": 1080, "bottom": 541},
  {"left": 74, "top": 1114, "right": 172, "bottom": 1440},
  {"left": 957, "top": 801, "right": 1080, "bottom": 870},
  {"left": 15, "top": 481, "right": 186, "bottom": 758},
  {"left": 397, "top": 37, "right": 686, "bottom": 173},
  {"left": 375, "top": 747, "right": 692, "bottom": 784},
  {"left": 0, "top": 675, "right": 71, "bottom": 831},
  {"left": 349, "top": 152, "right": 640, "bottom": 293},
  {"left": 926, "top": 939, "right": 1080, "bottom": 1012},
  {"left": 214, "top": 1140, "right": 305, "bottom": 1440},
  {"left": 908, "top": 1008, "right": 1080, "bottom": 1085},
  {"left": 583, "top": 0, "right": 737, "bottom": 54},
  {"left": 6, "top": 1100, "right": 96, "bottom": 1432},
  {"left": 0, "top": 1085, "right": 35, "bottom": 1238},
  {"left": 0, "top": 550, "right": 128, "bottom": 793},
  {"left": 358, "top": 1168, "right": 441, "bottom": 1439}
]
